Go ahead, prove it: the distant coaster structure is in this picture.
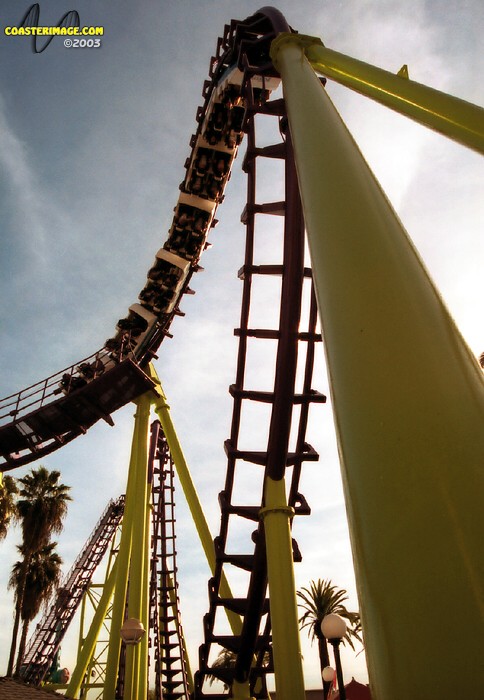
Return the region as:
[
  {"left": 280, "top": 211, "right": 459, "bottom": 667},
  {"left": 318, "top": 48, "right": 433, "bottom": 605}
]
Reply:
[{"left": 0, "top": 7, "right": 483, "bottom": 700}]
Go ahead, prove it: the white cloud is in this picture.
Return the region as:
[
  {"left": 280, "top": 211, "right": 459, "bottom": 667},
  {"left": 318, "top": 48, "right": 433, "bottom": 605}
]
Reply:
[
  {"left": 0, "top": 95, "right": 84, "bottom": 278},
  {"left": 0, "top": 95, "right": 50, "bottom": 265}
]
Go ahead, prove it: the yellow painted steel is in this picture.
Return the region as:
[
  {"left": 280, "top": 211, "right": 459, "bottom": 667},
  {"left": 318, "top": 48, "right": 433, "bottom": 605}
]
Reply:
[
  {"left": 232, "top": 679, "right": 256, "bottom": 699},
  {"left": 103, "top": 433, "right": 136, "bottom": 698},
  {"left": 272, "top": 33, "right": 484, "bottom": 154},
  {"left": 66, "top": 561, "right": 118, "bottom": 698},
  {"left": 122, "top": 393, "right": 150, "bottom": 700},
  {"left": 270, "top": 35, "right": 484, "bottom": 699},
  {"left": 103, "top": 395, "right": 151, "bottom": 700},
  {"left": 139, "top": 485, "right": 151, "bottom": 697},
  {"left": 260, "top": 477, "right": 305, "bottom": 700}
]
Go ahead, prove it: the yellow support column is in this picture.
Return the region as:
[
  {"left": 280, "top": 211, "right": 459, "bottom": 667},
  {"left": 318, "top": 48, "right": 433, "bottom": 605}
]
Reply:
[
  {"left": 232, "top": 679, "right": 255, "bottom": 700},
  {"left": 271, "top": 34, "right": 484, "bottom": 700},
  {"left": 260, "top": 477, "right": 305, "bottom": 700},
  {"left": 123, "top": 393, "right": 151, "bottom": 700},
  {"left": 103, "top": 394, "right": 151, "bottom": 700},
  {"left": 138, "top": 482, "right": 151, "bottom": 697}
]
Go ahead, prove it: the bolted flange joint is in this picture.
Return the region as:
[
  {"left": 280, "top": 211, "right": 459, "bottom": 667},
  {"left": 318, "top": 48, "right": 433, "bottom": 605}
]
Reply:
[
  {"left": 270, "top": 32, "right": 324, "bottom": 72},
  {"left": 259, "top": 504, "right": 295, "bottom": 520}
]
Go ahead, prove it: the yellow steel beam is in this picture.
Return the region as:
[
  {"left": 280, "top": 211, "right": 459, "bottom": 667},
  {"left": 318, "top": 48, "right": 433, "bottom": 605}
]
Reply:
[
  {"left": 260, "top": 477, "right": 305, "bottom": 700},
  {"left": 103, "top": 395, "right": 151, "bottom": 700},
  {"left": 273, "top": 33, "right": 484, "bottom": 154},
  {"left": 123, "top": 393, "right": 150, "bottom": 700},
  {"left": 270, "top": 34, "right": 484, "bottom": 700},
  {"left": 232, "top": 679, "right": 256, "bottom": 699}
]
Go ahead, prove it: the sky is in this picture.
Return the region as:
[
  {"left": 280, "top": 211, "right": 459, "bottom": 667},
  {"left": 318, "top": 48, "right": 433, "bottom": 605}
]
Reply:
[{"left": 0, "top": 0, "right": 482, "bottom": 693}]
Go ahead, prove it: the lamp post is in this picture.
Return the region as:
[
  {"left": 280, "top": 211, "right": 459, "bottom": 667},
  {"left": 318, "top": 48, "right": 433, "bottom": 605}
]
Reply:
[
  {"left": 322, "top": 665, "right": 335, "bottom": 699},
  {"left": 120, "top": 617, "right": 145, "bottom": 645},
  {"left": 321, "top": 614, "right": 347, "bottom": 700}
]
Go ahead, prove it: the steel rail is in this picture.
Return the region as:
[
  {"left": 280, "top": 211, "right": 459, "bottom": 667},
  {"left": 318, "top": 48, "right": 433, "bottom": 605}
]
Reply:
[{"left": 192, "top": 13, "right": 326, "bottom": 698}]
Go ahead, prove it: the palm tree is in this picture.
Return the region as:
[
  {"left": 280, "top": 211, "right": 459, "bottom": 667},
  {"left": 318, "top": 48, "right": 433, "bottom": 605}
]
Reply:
[
  {"left": 9, "top": 542, "right": 62, "bottom": 674},
  {"left": 0, "top": 474, "right": 18, "bottom": 540},
  {"left": 207, "top": 647, "right": 236, "bottom": 691},
  {"left": 206, "top": 647, "right": 271, "bottom": 692},
  {"left": 297, "top": 579, "right": 362, "bottom": 699},
  {"left": 7, "top": 466, "right": 71, "bottom": 676}
]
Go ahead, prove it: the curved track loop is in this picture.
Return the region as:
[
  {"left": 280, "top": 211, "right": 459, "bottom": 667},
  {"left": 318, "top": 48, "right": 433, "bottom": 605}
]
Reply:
[
  {"left": 193, "top": 68, "right": 325, "bottom": 699},
  {"left": 0, "top": 7, "right": 294, "bottom": 472}
]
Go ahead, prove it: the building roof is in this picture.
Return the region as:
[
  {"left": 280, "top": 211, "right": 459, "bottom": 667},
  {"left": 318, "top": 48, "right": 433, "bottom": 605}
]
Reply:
[
  {"left": 0, "top": 678, "right": 68, "bottom": 699},
  {"left": 271, "top": 691, "right": 325, "bottom": 699},
  {"left": 272, "top": 679, "right": 371, "bottom": 700},
  {"left": 333, "top": 677, "right": 372, "bottom": 699}
]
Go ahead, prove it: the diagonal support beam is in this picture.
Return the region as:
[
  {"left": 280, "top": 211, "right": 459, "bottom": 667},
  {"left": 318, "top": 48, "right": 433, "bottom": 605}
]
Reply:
[
  {"left": 66, "top": 561, "right": 118, "bottom": 698},
  {"left": 272, "top": 33, "right": 484, "bottom": 154}
]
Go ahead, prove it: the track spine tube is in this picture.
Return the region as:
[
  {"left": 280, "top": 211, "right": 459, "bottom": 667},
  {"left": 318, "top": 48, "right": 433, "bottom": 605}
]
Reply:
[
  {"left": 265, "top": 122, "right": 305, "bottom": 482},
  {"left": 271, "top": 37, "right": 484, "bottom": 699}
]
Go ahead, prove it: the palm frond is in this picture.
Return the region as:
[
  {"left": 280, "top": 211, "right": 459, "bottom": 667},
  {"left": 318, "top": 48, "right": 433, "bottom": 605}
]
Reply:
[{"left": 297, "top": 578, "right": 362, "bottom": 648}]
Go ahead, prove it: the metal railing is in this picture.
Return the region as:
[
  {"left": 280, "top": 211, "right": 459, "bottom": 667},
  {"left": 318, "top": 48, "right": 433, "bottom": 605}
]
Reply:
[{"left": 0, "top": 336, "right": 135, "bottom": 427}]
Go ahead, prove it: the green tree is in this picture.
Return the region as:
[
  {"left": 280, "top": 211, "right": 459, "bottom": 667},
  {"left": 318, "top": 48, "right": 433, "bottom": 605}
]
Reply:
[
  {"left": 297, "top": 579, "right": 362, "bottom": 699},
  {"left": 0, "top": 475, "right": 18, "bottom": 540},
  {"left": 7, "top": 466, "right": 71, "bottom": 676},
  {"left": 9, "top": 542, "right": 62, "bottom": 674}
]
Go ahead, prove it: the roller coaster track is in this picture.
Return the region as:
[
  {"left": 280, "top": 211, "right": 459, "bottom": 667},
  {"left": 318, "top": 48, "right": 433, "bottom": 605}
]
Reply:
[
  {"left": 21, "top": 496, "right": 125, "bottom": 685},
  {"left": 149, "top": 422, "right": 191, "bottom": 700},
  {"left": 192, "top": 58, "right": 325, "bottom": 700},
  {"left": 21, "top": 426, "right": 191, "bottom": 698},
  {"left": 0, "top": 7, "right": 297, "bottom": 473}
]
